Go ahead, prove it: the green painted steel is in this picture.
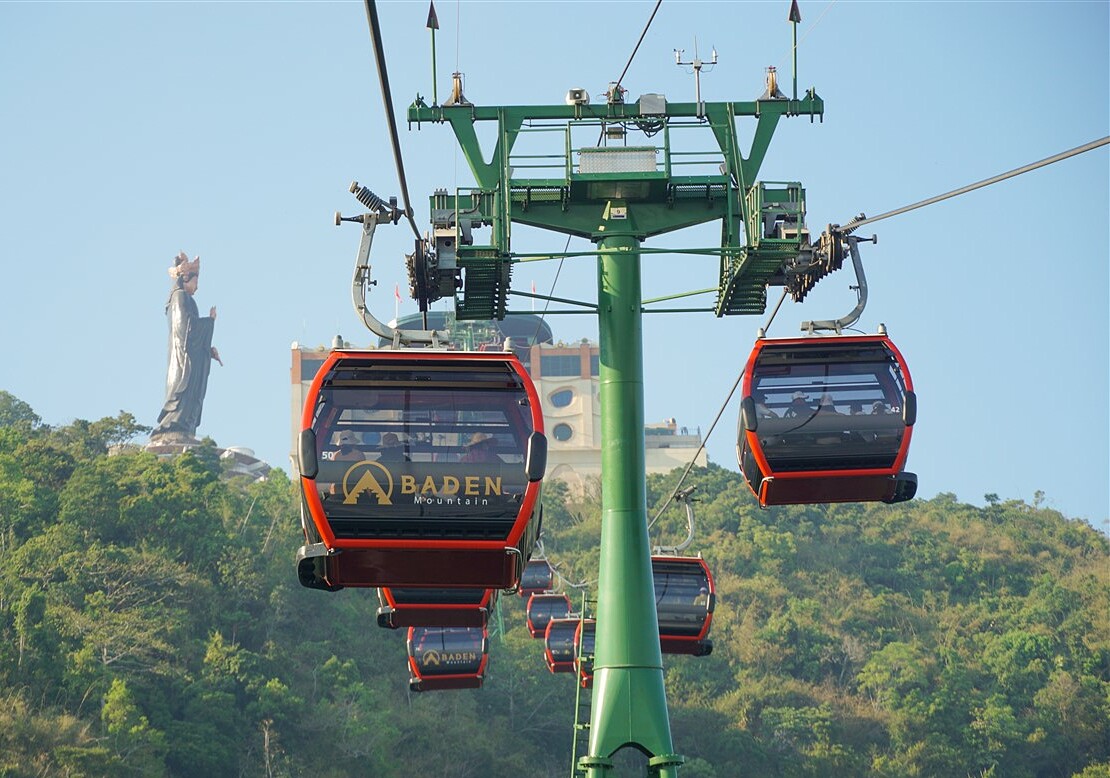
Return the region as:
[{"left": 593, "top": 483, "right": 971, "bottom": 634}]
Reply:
[
  {"left": 586, "top": 229, "right": 682, "bottom": 773},
  {"left": 405, "top": 90, "right": 823, "bottom": 775}
]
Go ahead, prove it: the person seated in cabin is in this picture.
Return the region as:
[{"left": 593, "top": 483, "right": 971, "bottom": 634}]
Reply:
[
  {"left": 377, "top": 432, "right": 409, "bottom": 462},
  {"left": 754, "top": 392, "right": 778, "bottom": 419},
  {"left": 460, "top": 432, "right": 499, "bottom": 463},
  {"left": 871, "top": 400, "right": 892, "bottom": 415},
  {"left": 816, "top": 393, "right": 843, "bottom": 415},
  {"left": 849, "top": 402, "right": 865, "bottom": 416},
  {"left": 783, "top": 391, "right": 813, "bottom": 418},
  {"left": 323, "top": 430, "right": 367, "bottom": 498},
  {"left": 333, "top": 430, "right": 366, "bottom": 461},
  {"left": 692, "top": 586, "right": 710, "bottom": 608},
  {"left": 815, "top": 393, "right": 847, "bottom": 444}
]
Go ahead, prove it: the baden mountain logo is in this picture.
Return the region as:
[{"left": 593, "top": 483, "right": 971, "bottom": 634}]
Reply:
[
  {"left": 341, "top": 461, "right": 394, "bottom": 505},
  {"left": 421, "top": 649, "right": 479, "bottom": 666},
  {"left": 341, "top": 462, "right": 505, "bottom": 506}
]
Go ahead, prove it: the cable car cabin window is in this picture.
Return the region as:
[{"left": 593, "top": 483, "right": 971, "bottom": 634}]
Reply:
[
  {"left": 527, "top": 593, "right": 572, "bottom": 637},
  {"left": 519, "top": 559, "right": 554, "bottom": 594},
  {"left": 384, "top": 587, "right": 489, "bottom": 606},
  {"left": 408, "top": 627, "right": 486, "bottom": 677},
  {"left": 545, "top": 618, "right": 581, "bottom": 672},
  {"left": 748, "top": 342, "right": 909, "bottom": 473},
  {"left": 309, "top": 379, "right": 535, "bottom": 541},
  {"left": 575, "top": 620, "right": 596, "bottom": 684},
  {"left": 653, "top": 559, "right": 712, "bottom": 637}
]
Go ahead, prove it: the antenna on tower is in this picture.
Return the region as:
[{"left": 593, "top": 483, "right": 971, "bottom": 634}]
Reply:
[{"left": 674, "top": 39, "right": 717, "bottom": 119}]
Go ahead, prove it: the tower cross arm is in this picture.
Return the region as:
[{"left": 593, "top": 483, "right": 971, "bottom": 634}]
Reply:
[{"left": 406, "top": 93, "right": 822, "bottom": 125}]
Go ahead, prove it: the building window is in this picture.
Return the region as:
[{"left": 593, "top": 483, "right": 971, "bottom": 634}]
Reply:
[
  {"left": 589, "top": 354, "right": 599, "bottom": 376},
  {"left": 541, "top": 355, "right": 581, "bottom": 377},
  {"left": 550, "top": 389, "right": 575, "bottom": 408},
  {"left": 301, "top": 359, "right": 326, "bottom": 380},
  {"left": 552, "top": 423, "right": 574, "bottom": 442}
]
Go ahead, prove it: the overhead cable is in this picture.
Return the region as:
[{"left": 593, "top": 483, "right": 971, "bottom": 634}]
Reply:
[
  {"left": 845, "top": 136, "right": 1109, "bottom": 231},
  {"left": 363, "top": 0, "right": 422, "bottom": 241},
  {"left": 614, "top": 0, "right": 663, "bottom": 96},
  {"left": 648, "top": 367, "right": 744, "bottom": 531}
]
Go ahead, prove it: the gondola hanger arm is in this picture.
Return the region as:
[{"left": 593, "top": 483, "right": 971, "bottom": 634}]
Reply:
[
  {"left": 800, "top": 233, "right": 875, "bottom": 334},
  {"left": 653, "top": 486, "right": 698, "bottom": 556},
  {"left": 340, "top": 182, "right": 447, "bottom": 347}
]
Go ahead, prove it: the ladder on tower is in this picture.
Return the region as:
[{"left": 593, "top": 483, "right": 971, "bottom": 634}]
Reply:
[{"left": 570, "top": 596, "right": 595, "bottom": 778}]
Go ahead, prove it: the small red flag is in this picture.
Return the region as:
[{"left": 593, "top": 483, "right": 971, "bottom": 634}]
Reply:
[
  {"left": 426, "top": 1, "right": 439, "bottom": 30},
  {"left": 788, "top": 0, "right": 802, "bottom": 24},
  {"left": 394, "top": 283, "right": 402, "bottom": 302}
]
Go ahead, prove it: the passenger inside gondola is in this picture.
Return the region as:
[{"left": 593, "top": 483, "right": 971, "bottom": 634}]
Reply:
[
  {"left": 784, "top": 391, "right": 813, "bottom": 418},
  {"left": 377, "top": 432, "right": 408, "bottom": 461},
  {"left": 460, "top": 432, "right": 499, "bottom": 463},
  {"left": 334, "top": 430, "right": 366, "bottom": 461},
  {"left": 755, "top": 392, "right": 777, "bottom": 419}
]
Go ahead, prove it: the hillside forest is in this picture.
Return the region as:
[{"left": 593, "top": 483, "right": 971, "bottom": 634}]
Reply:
[{"left": 0, "top": 391, "right": 1107, "bottom": 777}]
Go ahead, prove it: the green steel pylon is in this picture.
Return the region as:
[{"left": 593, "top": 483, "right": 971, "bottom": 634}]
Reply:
[{"left": 408, "top": 87, "right": 822, "bottom": 775}]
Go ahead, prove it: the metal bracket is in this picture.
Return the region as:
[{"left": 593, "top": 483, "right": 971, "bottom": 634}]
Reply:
[
  {"left": 800, "top": 233, "right": 876, "bottom": 334},
  {"left": 652, "top": 486, "right": 698, "bottom": 556},
  {"left": 338, "top": 183, "right": 448, "bottom": 347}
]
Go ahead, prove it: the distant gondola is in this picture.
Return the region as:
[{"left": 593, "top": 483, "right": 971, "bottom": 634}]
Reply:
[
  {"left": 517, "top": 558, "right": 555, "bottom": 597},
  {"left": 407, "top": 626, "right": 489, "bottom": 692},
  {"left": 737, "top": 334, "right": 916, "bottom": 506},
  {"left": 653, "top": 556, "right": 715, "bottom": 657},
  {"left": 525, "top": 592, "right": 573, "bottom": 638},
  {"left": 574, "top": 619, "right": 596, "bottom": 688},
  {"left": 295, "top": 350, "right": 547, "bottom": 591},
  {"left": 377, "top": 587, "right": 498, "bottom": 629},
  {"left": 543, "top": 617, "right": 584, "bottom": 674}
]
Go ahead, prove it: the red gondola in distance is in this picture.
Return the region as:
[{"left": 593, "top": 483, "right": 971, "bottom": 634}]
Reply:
[
  {"left": 517, "top": 557, "right": 555, "bottom": 598},
  {"left": 574, "top": 619, "right": 596, "bottom": 688},
  {"left": 653, "top": 555, "right": 715, "bottom": 657},
  {"left": 407, "top": 626, "right": 489, "bottom": 692},
  {"left": 376, "top": 587, "right": 498, "bottom": 630},
  {"left": 737, "top": 333, "right": 916, "bottom": 506},
  {"left": 526, "top": 592, "right": 572, "bottom": 638},
  {"left": 543, "top": 617, "right": 583, "bottom": 674},
  {"left": 295, "top": 350, "right": 547, "bottom": 591}
]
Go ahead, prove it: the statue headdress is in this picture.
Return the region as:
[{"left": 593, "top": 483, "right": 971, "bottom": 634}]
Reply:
[{"left": 169, "top": 251, "right": 200, "bottom": 280}]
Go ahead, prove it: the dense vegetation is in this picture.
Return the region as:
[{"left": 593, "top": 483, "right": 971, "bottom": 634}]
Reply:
[{"left": 1, "top": 390, "right": 1107, "bottom": 777}]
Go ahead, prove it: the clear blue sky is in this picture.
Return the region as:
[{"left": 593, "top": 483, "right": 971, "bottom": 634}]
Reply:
[{"left": 1, "top": 1, "right": 1106, "bottom": 528}]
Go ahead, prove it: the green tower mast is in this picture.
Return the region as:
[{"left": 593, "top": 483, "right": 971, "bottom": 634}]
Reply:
[{"left": 408, "top": 79, "right": 823, "bottom": 776}]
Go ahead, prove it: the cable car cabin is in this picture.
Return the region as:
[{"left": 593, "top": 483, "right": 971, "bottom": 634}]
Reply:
[
  {"left": 574, "top": 619, "right": 596, "bottom": 688},
  {"left": 526, "top": 592, "right": 573, "bottom": 638},
  {"left": 737, "top": 334, "right": 917, "bottom": 507},
  {"left": 296, "top": 350, "right": 547, "bottom": 591},
  {"left": 377, "top": 587, "right": 498, "bottom": 630},
  {"left": 653, "top": 556, "right": 715, "bottom": 657},
  {"left": 544, "top": 617, "right": 584, "bottom": 674},
  {"left": 517, "top": 558, "right": 555, "bottom": 598},
  {"left": 407, "top": 626, "right": 489, "bottom": 692}
]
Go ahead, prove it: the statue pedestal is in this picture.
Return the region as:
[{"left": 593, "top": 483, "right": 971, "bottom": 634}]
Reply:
[{"left": 142, "top": 439, "right": 272, "bottom": 480}]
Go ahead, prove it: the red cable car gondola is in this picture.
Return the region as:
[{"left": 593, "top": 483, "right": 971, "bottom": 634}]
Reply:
[
  {"left": 407, "top": 626, "right": 489, "bottom": 692},
  {"left": 543, "top": 617, "right": 583, "bottom": 674},
  {"left": 377, "top": 587, "right": 498, "bottom": 629},
  {"left": 653, "top": 556, "right": 715, "bottom": 657},
  {"left": 737, "top": 333, "right": 916, "bottom": 506},
  {"left": 295, "top": 350, "right": 547, "bottom": 590},
  {"left": 574, "top": 619, "right": 596, "bottom": 688},
  {"left": 525, "top": 592, "right": 572, "bottom": 638},
  {"left": 517, "top": 558, "right": 555, "bottom": 598}
]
